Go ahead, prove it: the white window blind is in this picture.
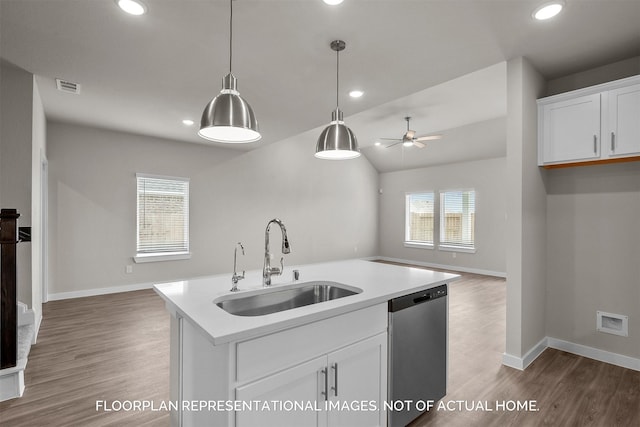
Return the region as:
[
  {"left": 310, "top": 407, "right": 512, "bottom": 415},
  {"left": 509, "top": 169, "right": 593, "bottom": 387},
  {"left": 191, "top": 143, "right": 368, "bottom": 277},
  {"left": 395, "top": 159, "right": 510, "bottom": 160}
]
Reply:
[
  {"left": 440, "top": 190, "right": 475, "bottom": 249},
  {"left": 136, "top": 174, "right": 189, "bottom": 255},
  {"left": 405, "top": 192, "right": 435, "bottom": 245}
]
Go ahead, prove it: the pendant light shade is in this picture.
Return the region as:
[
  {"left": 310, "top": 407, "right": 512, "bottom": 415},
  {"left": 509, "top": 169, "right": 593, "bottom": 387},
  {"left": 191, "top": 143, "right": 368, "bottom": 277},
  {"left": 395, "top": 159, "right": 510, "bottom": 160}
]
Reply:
[
  {"left": 315, "top": 109, "right": 360, "bottom": 159},
  {"left": 315, "top": 40, "right": 360, "bottom": 160},
  {"left": 198, "top": 74, "right": 260, "bottom": 143},
  {"left": 198, "top": 0, "right": 261, "bottom": 143}
]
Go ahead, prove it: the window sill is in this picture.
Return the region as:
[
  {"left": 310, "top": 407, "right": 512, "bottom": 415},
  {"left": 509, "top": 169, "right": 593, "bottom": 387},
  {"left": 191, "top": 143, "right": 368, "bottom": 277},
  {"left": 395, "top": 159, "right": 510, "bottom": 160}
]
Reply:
[
  {"left": 438, "top": 245, "right": 476, "bottom": 254},
  {"left": 134, "top": 252, "right": 192, "bottom": 263},
  {"left": 404, "top": 242, "right": 434, "bottom": 250}
]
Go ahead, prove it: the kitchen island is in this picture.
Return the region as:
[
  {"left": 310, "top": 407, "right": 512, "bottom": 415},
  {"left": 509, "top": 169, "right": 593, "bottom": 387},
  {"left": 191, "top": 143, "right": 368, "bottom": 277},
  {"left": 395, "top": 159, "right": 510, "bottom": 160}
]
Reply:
[{"left": 154, "top": 259, "right": 459, "bottom": 427}]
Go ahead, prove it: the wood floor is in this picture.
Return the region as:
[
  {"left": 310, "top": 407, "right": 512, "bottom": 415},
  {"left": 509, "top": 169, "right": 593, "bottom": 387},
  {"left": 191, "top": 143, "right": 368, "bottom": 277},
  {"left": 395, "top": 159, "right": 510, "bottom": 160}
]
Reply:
[
  {"left": 0, "top": 290, "right": 170, "bottom": 426},
  {"left": 1, "top": 267, "right": 639, "bottom": 426}
]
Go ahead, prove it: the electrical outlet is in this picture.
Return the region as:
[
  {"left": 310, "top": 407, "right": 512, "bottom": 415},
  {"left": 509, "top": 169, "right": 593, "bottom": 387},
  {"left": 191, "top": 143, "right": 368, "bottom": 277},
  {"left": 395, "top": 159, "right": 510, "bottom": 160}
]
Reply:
[
  {"left": 125, "top": 265, "right": 133, "bottom": 274},
  {"left": 452, "top": 252, "right": 457, "bottom": 259}
]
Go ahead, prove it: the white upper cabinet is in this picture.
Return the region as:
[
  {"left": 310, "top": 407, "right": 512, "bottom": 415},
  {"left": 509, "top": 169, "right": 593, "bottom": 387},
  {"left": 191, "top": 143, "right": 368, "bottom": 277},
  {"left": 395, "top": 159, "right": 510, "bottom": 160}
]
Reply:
[
  {"left": 606, "top": 83, "right": 640, "bottom": 158},
  {"left": 538, "top": 75, "right": 640, "bottom": 167},
  {"left": 541, "top": 93, "right": 601, "bottom": 164}
]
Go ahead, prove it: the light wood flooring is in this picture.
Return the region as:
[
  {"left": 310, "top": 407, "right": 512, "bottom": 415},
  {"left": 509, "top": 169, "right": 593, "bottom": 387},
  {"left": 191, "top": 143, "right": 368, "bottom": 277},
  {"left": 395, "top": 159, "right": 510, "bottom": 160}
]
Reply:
[{"left": 1, "top": 266, "right": 638, "bottom": 426}]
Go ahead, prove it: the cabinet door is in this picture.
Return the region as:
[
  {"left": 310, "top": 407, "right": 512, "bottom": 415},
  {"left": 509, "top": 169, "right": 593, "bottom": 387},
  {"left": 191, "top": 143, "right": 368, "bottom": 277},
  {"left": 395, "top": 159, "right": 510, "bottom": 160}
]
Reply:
[
  {"left": 326, "top": 333, "right": 387, "bottom": 427},
  {"left": 235, "top": 356, "right": 327, "bottom": 427},
  {"left": 542, "top": 93, "right": 601, "bottom": 164},
  {"left": 607, "top": 83, "right": 640, "bottom": 158}
]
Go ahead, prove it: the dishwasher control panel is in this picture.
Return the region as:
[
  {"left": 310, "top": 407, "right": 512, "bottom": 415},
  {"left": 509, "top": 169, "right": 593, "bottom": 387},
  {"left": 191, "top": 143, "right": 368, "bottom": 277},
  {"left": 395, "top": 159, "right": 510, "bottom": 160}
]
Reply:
[{"left": 388, "top": 284, "right": 448, "bottom": 312}]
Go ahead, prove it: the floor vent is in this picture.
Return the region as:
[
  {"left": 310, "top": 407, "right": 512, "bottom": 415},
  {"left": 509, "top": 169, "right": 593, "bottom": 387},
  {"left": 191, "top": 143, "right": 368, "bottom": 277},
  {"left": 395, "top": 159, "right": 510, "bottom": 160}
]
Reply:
[{"left": 56, "top": 78, "right": 81, "bottom": 94}]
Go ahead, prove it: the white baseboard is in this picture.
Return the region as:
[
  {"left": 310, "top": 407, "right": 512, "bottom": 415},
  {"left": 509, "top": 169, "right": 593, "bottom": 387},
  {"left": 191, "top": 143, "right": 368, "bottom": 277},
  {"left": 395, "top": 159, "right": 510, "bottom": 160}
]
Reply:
[
  {"left": 502, "top": 336, "right": 640, "bottom": 372},
  {"left": 48, "top": 281, "right": 155, "bottom": 301},
  {"left": 547, "top": 337, "right": 640, "bottom": 372},
  {"left": 33, "top": 313, "right": 42, "bottom": 344},
  {"left": 502, "top": 337, "right": 548, "bottom": 370},
  {"left": 372, "top": 256, "right": 506, "bottom": 278}
]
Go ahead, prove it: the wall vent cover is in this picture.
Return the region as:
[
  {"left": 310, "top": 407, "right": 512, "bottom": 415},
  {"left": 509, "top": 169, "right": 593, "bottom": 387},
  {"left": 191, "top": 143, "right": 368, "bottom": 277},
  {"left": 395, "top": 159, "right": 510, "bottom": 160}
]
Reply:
[
  {"left": 596, "top": 311, "right": 628, "bottom": 337},
  {"left": 56, "top": 78, "right": 81, "bottom": 94}
]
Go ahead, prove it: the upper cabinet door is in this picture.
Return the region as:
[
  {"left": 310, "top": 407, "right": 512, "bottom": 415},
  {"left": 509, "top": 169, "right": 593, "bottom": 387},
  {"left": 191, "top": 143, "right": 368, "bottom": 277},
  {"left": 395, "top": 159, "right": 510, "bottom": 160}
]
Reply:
[
  {"left": 542, "top": 93, "right": 601, "bottom": 164},
  {"left": 606, "top": 83, "right": 640, "bottom": 158}
]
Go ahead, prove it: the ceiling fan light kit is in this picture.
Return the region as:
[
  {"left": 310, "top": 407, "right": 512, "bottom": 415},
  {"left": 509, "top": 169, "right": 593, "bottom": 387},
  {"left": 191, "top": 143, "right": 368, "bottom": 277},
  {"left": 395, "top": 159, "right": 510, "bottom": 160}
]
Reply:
[
  {"left": 198, "top": 0, "right": 261, "bottom": 144},
  {"left": 315, "top": 40, "right": 361, "bottom": 160}
]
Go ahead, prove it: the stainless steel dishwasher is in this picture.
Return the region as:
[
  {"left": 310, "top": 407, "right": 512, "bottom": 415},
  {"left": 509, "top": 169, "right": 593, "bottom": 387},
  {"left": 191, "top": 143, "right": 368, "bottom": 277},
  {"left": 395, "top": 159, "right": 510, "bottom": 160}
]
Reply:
[{"left": 388, "top": 284, "right": 447, "bottom": 427}]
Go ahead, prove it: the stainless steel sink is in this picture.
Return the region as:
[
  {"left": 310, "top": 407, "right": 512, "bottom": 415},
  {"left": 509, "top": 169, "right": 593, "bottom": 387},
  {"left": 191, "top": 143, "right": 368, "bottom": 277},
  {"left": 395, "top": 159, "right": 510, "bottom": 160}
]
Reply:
[{"left": 214, "top": 281, "right": 362, "bottom": 316}]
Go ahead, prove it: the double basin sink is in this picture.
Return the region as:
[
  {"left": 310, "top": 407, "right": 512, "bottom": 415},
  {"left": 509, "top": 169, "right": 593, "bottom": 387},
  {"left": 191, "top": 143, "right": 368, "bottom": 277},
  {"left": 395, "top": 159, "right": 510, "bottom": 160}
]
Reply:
[{"left": 215, "top": 281, "right": 362, "bottom": 317}]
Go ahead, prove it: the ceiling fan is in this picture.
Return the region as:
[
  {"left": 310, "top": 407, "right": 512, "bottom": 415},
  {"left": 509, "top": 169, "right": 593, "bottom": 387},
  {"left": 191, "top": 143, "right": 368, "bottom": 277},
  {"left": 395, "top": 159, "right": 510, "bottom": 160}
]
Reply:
[{"left": 380, "top": 116, "right": 442, "bottom": 148}]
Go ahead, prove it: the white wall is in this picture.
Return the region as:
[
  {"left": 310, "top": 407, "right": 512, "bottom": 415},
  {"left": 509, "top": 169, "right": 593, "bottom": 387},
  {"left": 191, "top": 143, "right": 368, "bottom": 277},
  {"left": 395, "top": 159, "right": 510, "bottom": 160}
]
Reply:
[
  {"left": 378, "top": 157, "right": 507, "bottom": 276},
  {"left": 47, "top": 122, "right": 379, "bottom": 296},
  {"left": 504, "top": 57, "right": 547, "bottom": 362},
  {"left": 31, "top": 78, "right": 46, "bottom": 322}
]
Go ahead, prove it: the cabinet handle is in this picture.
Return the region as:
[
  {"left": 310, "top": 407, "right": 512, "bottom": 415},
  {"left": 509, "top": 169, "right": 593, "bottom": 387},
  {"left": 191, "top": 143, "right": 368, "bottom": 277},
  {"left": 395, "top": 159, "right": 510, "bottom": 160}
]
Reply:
[
  {"left": 331, "top": 363, "right": 338, "bottom": 397},
  {"left": 321, "top": 367, "right": 328, "bottom": 401},
  {"left": 611, "top": 132, "right": 616, "bottom": 151},
  {"left": 593, "top": 135, "right": 597, "bottom": 153}
]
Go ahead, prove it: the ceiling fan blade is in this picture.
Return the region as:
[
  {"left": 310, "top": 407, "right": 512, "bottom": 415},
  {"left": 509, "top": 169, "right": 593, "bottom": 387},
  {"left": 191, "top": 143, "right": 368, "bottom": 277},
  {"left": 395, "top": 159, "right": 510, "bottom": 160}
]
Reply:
[
  {"left": 379, "top": 138, "right": 403, "bottom": 141},
  {"left": 413, "top": 141, "right": 425, "bottom": 148},
  {"left": 414, "top": 134, "right": 443, "bottom": 142},
  {"left": 385, "top": 141, "right": 404, "bottom": 148},
  {"left": 405, "top": 130, "right": 416, "bottom": 139}
]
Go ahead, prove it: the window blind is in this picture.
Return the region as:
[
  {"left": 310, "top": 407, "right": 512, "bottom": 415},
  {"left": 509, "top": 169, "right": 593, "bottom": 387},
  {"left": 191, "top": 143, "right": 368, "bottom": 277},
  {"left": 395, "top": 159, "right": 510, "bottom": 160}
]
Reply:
[
  {"left": 406, "top": 192, "right": 435, "bottom": 244},
  {"left": 136, "top": 175, "right": 189, "bottom": 254},
  {"left": 440, "top": 190, "right": 475, "bottom": 249}
]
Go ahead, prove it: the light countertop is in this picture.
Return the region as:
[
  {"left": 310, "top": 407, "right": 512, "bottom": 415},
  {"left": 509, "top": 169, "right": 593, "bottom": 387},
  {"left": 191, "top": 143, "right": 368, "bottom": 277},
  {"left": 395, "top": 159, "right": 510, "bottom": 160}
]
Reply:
[{"left": 153, "top": 259, "right": 459, "bottom": 346}]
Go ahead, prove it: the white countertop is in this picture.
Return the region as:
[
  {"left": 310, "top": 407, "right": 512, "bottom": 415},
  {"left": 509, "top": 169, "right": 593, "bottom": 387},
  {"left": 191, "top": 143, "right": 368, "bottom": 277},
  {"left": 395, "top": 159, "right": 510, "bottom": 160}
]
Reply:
[{"left": 153, "top": 259, "right": 459, "bottom": 346}]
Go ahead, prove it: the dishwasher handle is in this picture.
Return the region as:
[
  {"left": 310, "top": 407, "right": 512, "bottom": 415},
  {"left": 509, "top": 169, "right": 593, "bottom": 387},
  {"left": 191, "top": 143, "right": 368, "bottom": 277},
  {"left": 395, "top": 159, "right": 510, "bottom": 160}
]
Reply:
[{"left": 413, "top": 294, "right": 432, "bottom": 304}]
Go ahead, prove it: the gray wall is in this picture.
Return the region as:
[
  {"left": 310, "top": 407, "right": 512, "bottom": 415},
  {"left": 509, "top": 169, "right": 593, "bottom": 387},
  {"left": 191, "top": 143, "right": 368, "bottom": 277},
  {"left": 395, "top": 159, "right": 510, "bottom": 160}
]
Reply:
[
  {"left": 545, "top": 56, "right": 640, "bottom": 96},
  {"left": 47, "top": 122, "right": 379, "bottom": 296},
  {"left": 546, "top": 164, "right": 640, "bottom": 359},
  {"left": 378, "top": 157, "right": 507, "bottom": 275},
  {"left": 505, "top": 57, "right": 547, "bottom": 360},
  {"left": 543, "top": 59, "right": 640, "bottom": 359},
  {"left": 0, "top": 60, "right": 34, "bottom": 309}
]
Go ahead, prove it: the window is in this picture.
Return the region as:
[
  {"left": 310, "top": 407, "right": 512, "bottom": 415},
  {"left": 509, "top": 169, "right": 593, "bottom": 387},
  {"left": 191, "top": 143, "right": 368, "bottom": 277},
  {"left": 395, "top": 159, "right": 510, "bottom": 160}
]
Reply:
[
  {"left": 135, "top": 174, "right": 190, "bottom": 262},
  {"left": 440, "top": 189, "right": 475, "bottom": 250},
  {"left": 405, "top": 192, "right": 435, "bottom": 247}
]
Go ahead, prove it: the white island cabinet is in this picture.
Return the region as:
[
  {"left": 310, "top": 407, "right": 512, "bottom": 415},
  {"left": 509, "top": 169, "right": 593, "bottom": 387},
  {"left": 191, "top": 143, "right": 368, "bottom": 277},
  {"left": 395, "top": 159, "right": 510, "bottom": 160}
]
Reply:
[
  {"left": 538, "top": 75, "right": 640, "bottom": 168},
  {"left": 154, "top": 259, "right": 458, "bottom": 427}
]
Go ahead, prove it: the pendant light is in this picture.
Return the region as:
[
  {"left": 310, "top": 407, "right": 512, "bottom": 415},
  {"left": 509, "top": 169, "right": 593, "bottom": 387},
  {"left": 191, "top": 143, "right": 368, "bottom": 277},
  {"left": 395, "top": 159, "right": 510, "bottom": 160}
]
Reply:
[
  {"left": 198, "top": 0, "right": 260, "bottom": 143},
  {"left": 315, "top": 40, "right": 360, "bottom": 160}
]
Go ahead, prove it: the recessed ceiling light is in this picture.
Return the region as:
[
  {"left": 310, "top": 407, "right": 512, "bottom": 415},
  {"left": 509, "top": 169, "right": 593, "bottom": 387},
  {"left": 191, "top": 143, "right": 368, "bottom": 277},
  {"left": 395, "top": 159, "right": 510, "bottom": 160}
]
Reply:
[
  {"left": 374, "top": 141, "right": 381, "bottom": 147},
  {"left": 323, "top": 0, "right": 344, "bottom": 5},
  {"left": 349, "top": 90, "right": 364, "bottom": 98},
  {"left": 182, "top": 119, "right": 195, "bottom": 126},
  {"left": 117, "top": 0, "right": 147, "bottom": 16},
  {"left": 532, "top": 1, "right": 564, "bottom": 20}
]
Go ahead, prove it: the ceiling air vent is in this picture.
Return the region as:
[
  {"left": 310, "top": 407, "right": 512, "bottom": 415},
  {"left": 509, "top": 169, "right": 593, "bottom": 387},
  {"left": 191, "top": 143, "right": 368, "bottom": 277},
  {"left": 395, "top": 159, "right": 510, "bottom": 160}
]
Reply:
[{"left": 56, "top": 78, "right": 81, "bottom": 94}]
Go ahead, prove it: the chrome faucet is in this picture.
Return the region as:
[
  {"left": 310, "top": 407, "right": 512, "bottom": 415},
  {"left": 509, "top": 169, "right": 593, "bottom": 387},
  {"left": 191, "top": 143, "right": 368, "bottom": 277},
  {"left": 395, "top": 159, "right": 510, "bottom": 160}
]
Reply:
[
  {"left": 230, "top": 242, "right": 245, "bottom": 292},
  {"left": 263, "top": 218, "right": 291, "bottom": 286}
]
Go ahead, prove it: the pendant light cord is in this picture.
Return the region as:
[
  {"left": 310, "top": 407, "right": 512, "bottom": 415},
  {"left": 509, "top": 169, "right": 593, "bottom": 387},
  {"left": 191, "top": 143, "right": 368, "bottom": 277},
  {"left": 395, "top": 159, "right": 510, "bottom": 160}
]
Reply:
[
  {"left": 335, "top": 48, "right": 340, "bottom": 109},
  {"left": 229, "top": 0, "right": 233, "bottom": 74}
]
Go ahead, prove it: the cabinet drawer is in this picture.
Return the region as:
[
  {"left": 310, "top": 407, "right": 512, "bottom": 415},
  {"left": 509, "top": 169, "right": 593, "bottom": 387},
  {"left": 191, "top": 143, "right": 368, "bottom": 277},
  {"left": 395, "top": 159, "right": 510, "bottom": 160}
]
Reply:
[{"left": 236, "top": 303, "right": 387, "bottom": 383}]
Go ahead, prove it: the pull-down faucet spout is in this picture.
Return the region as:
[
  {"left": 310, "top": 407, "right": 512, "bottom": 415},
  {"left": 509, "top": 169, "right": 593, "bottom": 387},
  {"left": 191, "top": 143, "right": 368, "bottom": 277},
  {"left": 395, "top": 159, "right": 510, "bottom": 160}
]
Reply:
[{"left": 263, "top": 218, "right": 291, "bottom": 286}]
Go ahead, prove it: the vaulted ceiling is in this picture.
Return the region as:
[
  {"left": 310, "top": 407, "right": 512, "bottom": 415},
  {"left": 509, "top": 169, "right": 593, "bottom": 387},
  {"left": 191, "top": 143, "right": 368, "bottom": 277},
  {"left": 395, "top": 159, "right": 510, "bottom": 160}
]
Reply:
[{"left": 1, "top": 0, "right": 638, "bottom": 172}]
